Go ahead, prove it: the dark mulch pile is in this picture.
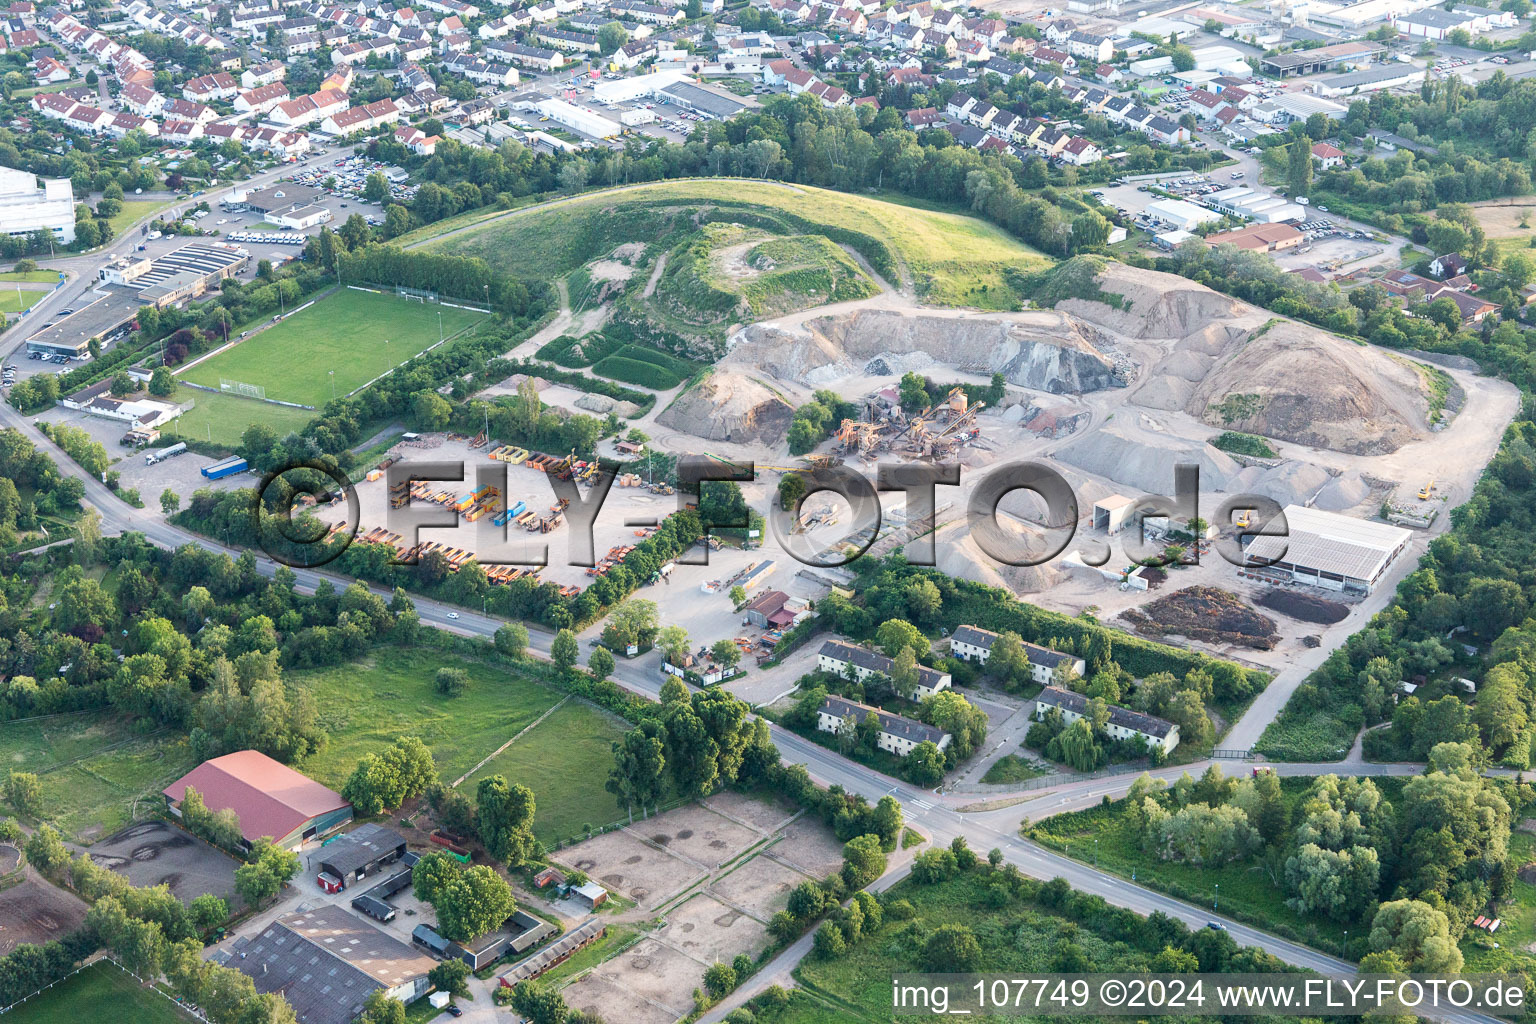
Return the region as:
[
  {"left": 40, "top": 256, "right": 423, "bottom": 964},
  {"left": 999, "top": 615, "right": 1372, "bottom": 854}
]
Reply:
[
  {"left": 1122, "top": 585, "right": 1279, "bottom": 650},
  {"left": 1257, "top": 588, "right": 1350, "bottom": 625}
]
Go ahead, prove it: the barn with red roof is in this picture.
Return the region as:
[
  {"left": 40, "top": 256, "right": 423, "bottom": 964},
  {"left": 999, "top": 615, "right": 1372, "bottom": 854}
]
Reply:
[{"left": 163, "top": 750, "right": 352, "bottom": 851}]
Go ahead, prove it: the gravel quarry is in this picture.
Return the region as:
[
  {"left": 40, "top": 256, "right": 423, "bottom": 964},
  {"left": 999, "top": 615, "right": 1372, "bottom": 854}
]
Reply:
[{"left": 634, "top": 259, "right": 1517, "bottom": 630}]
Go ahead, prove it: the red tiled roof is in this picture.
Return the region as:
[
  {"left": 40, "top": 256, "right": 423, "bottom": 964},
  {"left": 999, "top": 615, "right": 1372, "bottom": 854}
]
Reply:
[{"left": 164, "top": 750, "right": 349, "bottom": 843}]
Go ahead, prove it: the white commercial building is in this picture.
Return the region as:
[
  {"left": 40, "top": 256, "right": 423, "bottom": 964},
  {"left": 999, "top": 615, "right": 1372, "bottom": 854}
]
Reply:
[
  {"left": 1243, "top": 505, "right": 1413, "bottom": 594},
  {"left": 533, "top": 98, "right": 622, "bottom": 138},
  {"left": 0, "top": 165, "right": 75, "bottom": 244},
  {"left": 1145, "top": 198, "right": 1221, "bottom": 231},
  {"left": 592, "top": 68, "right": 690, "bottom": 104}
]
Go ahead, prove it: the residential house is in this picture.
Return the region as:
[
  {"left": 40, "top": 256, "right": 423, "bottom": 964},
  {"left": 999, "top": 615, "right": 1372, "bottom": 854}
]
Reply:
[
  {"left": 1429, "top": 252, "right": 1467, "bottom": 279},
  {"left": 183, "top": 72, "right": 238, "bottom": 102},
  {"left": 1311, "top": 141, "right": 1345, "bottom": 169}
]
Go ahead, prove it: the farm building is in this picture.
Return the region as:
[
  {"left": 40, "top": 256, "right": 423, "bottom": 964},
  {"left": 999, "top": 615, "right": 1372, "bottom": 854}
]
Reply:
[
  {"left": 1242, "top": 504, "right": 1412, "bottom": 595},
  {"left": 225, "top": 908, "right": 433, "bottom": 1024},
  {"left": 744, "top": 590, "right": 796, "bottom": 628},
  {"left": 566, "top": 880, "right": 609, "bottom": 909},
  {"left": 163, "top": 750, "right": 351, "bottom": 852},
  {"left": 948, "top": 625, "right": 1085, "bottom": 684},
  {"left": 1034, "top": 686, "right": 1179, "bottom": 754},
  {"left": 315, "top": 823, "right": 409, "bottom": 889}
]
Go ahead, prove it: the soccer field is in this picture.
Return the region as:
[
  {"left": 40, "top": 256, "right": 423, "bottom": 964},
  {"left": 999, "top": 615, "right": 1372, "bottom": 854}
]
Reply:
[
  {"left": 10, "top": 962, "right": 193, "bottom": 1023},
  {"left": 179, "top": 290, "right": 487, "bottom": 408}
]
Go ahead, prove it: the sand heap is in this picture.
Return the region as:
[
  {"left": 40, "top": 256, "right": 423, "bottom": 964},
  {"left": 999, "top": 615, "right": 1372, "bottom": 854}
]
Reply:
[
  {"left": 656, "top": 370, "right": 793, "bottom": 444},
  {"left": 1053, "top": 421, "right": 1243, "bottom": 497},
  {"left": 729, "top": 309, "right": 1121, "bottom": 394},
  {"left": 931, "top": 518, "right": 1063, "bottom": 595}
]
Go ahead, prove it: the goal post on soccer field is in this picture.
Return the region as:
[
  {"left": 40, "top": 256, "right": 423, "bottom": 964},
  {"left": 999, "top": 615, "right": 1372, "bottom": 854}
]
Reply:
[{"left": 220, "top": 378, "right": 267, "bottom": 400}]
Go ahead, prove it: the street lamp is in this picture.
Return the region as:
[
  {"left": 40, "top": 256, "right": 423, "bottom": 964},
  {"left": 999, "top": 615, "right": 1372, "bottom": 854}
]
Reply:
[
  {"left": 437, "top": 310, "right": 442, "bottom": 343},
  {"left": 1214, "top": 883, "right": 1219, "bottom": 911},
  {"left": 329, "top": 369, "right": 335, "bottom": 400}
]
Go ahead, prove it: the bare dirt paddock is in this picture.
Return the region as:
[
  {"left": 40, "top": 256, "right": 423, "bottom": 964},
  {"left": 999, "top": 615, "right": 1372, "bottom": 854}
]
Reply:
[
  {"left": 710, "top": 853, "right": 814, "bottom": 921},
  {"left": 89, "top": 821, "right": 243, "bottom": 908},
  {"left": 565, "top": 972, "right": 681, "bottom": 1024},
  {"left": 639, "top": 804, "right": 765, "bottom": 869},
  {"left": 0, "top": 878, "right": 89, "bottom": 954},
  {"left": 581, "top": 937, "right": 700, "bottom": 1017},
  {"left": 554, "top": 828, "right": 705, "bottom": 911},
  {"left": 658, "top": 893, "right": 770, "bottom": 961},
  {"left": 702, "top": 791, "right": 798, "bottom": 833},
  {"left": 771, "top": 817, "right": 847, "bottom": 878}
]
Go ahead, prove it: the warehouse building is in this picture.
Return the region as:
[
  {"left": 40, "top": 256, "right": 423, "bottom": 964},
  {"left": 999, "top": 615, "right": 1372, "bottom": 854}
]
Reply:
[
  {"left": 1259, "top": 40, "right": 1383, "bottom": 76},
  {"left": 948, "top": 625, "right": 1085, "bottom": 684},
  {"left": 98, "top": 243, "right": 250, "bottom": 307},
  {"left": 225, "top": 908, "right": 433, "bottom": 1024},
  {"left": 1242, "top": 504, "right": 1413, "bottom": 594},
  {"left": 1309, "top": 64, "right": 1424, "bottom": 97},
  {"left": 1144, "top": 197, "right": 1222, "bottom": 232},
  {"left": 1034, "top": 686, "right": 1180, "bottom": 754},
  {"left": 657, "top": 81, "right": 749, "bottom": 118},
  {"left": 533, "top": 98, "right": 621, "bottom": 138},
  {"left": 164, "top": 750, "right": 352, "bottom": 851}
]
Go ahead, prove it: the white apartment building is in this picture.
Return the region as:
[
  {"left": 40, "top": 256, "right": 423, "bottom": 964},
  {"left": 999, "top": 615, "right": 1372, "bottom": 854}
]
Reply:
[
  {"left": 1033, "top": 685, "right": 1180, "bottom": 754},
  {"left": 0, "top": 166, "right": 74, "bottom": 244},
  {"left": 816, "top": 694, "right": 952, "bottom": 757},
  {"left": 948, "top": 625, "right": 1086, "bottom": 685}
]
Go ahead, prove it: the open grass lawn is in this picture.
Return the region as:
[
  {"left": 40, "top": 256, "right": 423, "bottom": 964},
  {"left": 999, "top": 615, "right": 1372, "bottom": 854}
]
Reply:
[
  {"left": 291, "top": 648, "right": 564, "bottom": 793},
  {"left": 166, "top": 386, "right": 314, "bottom": 448},
  {"left": 108, "top": 200, "right": 173, "bottom": 239},
  {"left": 179, "top": 290, "right": 487, "bottom": 408},
  {"left": 0, "top": 289, "right": 47, "bottom": 314},
  {"left": 0, "top": 712, "right": 195, "bottom": 843},
  {"left": 1027, "top": 776, "right": 1350, "bottom": 954},
  {"left": 462, "top": 698, "right": 631, "bottom": 845},
  {"left": 418, "top": 180, "right": 1052, "bottom": 310},
  {"left": 979, "top": 753, "right": 1049, "bottom": 785},
  {"left": 0, "top": 269, "right": 63, "bottom": 283},
  {"left": 10, "top": 963, "right": 194, "bottom": 1024}
]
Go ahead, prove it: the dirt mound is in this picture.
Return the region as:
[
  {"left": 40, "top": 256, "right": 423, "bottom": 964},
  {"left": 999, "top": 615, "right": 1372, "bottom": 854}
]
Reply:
[
  {"left": 1257, "top": 588, "right": 1350, "bottom": 625},
  {"left": 657, "top": 370, "right": 793, "bottom": 444},
  {"left": 729, "top": 309, "right": 1121, "bottom": 394},
  {"left": 1187, "top": 321, "right": 1429, "bottom": 455},
  {"left": 1122, "top": 585, "right": 1279, "bottom": 650},
  {"left": 1053, "top": 421, "right": 1241, "bottom": 496},
  {"left": 1057, "top": 262, "right": 1253, "bottom": 339}
]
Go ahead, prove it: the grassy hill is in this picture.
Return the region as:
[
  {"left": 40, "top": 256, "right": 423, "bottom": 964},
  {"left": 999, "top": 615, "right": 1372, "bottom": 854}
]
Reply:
[{"left": 414, "top": 180, "right": 1052, "bottom": 311}]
